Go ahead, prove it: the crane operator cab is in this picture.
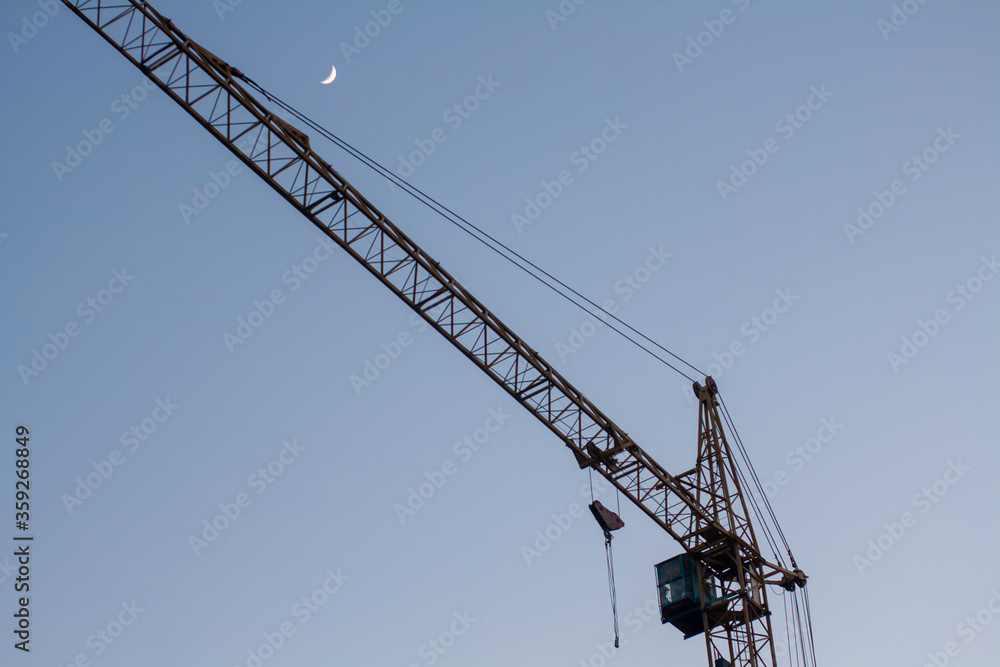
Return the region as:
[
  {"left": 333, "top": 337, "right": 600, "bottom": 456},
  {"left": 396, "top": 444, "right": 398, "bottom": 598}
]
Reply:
[{"left": 655, "top": 554, "right": 721, "bottom": 639}]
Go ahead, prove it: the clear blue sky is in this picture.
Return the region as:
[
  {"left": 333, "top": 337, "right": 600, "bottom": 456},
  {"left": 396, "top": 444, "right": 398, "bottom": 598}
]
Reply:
[{"left": 2, "top": 1, "right": 998, "bottom": 666}]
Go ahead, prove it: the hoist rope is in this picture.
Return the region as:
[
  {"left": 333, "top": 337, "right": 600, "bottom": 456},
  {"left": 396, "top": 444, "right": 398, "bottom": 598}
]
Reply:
[
  {"left": 781, "top": 589, "right": 798, "bottom": 667},
  {"left": 588, "top": 471, "right": 620, "bottom": 647},
  {"left": 793, "top": 588, "right": 808, "bottom": 666},
  {"left": 802, "top": 585, "right": 818, "bottom": 665},
  {"left": 605, "top": 531, "right": 620, "bottom": 648}
]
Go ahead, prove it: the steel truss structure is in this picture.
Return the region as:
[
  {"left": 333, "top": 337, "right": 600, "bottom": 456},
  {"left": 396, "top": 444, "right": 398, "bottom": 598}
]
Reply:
[{"left": 60, "top": 2, "right": 807, "bottom": 664}]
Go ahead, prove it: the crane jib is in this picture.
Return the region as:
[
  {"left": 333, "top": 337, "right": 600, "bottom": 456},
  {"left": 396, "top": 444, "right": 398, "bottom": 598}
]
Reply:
[{"left": 58, "top": 2, "right": 812, "bottom": 665}]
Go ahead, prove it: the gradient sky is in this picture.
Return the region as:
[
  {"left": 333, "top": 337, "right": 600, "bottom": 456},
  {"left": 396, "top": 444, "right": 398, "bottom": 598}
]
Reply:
[{"left": 2, "top": 1, "right": 998, "bottom": 666}]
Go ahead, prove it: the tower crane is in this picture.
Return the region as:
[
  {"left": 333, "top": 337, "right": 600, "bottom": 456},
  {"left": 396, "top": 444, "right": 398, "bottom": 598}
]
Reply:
[{"left": 58, "top": 2, "right": 816, "bottom": 665}]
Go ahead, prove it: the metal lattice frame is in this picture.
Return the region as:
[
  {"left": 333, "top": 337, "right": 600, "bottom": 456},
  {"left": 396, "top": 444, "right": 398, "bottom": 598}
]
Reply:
[
  {"left": 686, "top": 383, "right": 778, "bottom": 667},
  {"left": 60, "top": 2, "right": 804, "bottom": 664}
]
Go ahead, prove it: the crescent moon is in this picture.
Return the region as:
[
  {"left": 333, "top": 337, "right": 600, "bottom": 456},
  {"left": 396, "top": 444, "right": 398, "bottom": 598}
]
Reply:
[{"left": 321, "top": 65, "right": 337, "bottom": 85}]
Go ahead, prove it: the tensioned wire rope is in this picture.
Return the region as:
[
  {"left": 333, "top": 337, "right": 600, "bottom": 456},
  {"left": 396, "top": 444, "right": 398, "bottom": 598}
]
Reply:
[
  {"left": 239, "top": 74, "right": 705, "bottom": 385},
  {"left": 235, "top": 75, "right": 818, "bottom": 658},
  {"left": 238, "top": 73, "right": 805, "bottom": 543}
]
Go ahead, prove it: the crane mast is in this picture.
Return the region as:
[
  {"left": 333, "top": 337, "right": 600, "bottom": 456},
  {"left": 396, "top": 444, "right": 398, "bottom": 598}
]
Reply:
[{"left": 59, "top": 2, "right": 809, "bottom": 664}]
